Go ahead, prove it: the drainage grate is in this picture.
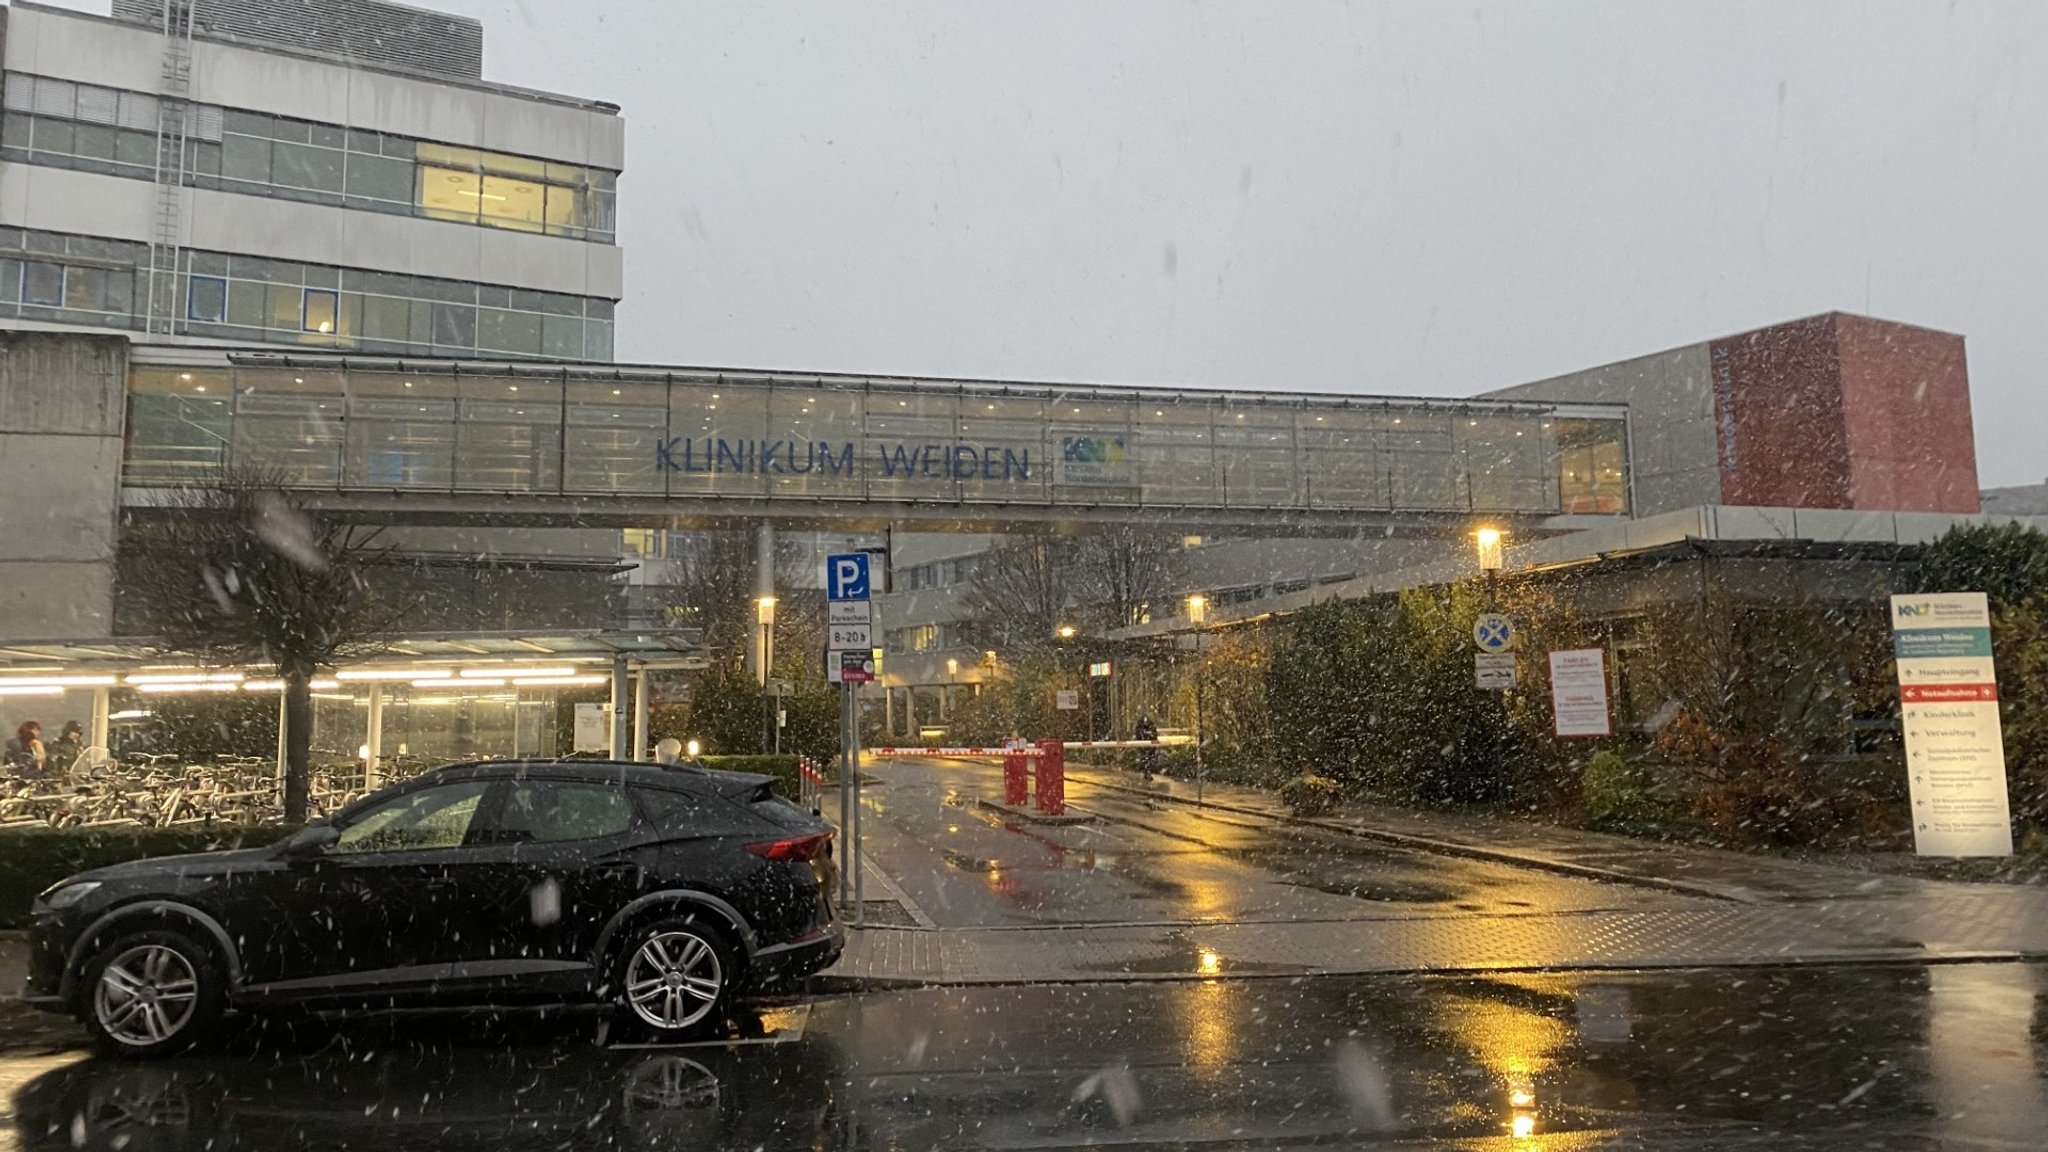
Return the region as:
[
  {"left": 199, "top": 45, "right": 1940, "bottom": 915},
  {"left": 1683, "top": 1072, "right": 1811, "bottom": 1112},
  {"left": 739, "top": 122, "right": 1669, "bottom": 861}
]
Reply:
[{"left": 853, "top": 901, "right": 920, "bottom": 928}]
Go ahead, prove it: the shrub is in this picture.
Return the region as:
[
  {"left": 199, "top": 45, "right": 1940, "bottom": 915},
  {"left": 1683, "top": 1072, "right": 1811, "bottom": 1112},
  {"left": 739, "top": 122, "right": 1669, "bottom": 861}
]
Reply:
[
  {"left": 0, "top": 824, "right": 298, "bottom": 927},
  {"left": 696, "top": 754, "right": 833, "bottom": 801},
  {"left": 1580, "top": 750, "right": 1657, "bottom": 825},
  {"left": 1278, "top": 774, "right": 1341, "bottom": 816}
]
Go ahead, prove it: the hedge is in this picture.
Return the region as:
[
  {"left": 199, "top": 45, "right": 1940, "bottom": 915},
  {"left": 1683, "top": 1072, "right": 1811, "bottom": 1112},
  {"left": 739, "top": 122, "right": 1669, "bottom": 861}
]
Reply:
[
  {"left": 0, "top": 824, "right": 298, "bottom": 928},
  {"left": 697, "top": 754, "right": 834, "bottom": 801}
]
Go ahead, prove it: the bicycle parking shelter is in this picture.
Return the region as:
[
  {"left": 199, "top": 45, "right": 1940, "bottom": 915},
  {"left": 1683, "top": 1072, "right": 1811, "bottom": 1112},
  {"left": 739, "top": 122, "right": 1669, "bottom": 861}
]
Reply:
[{"left": 0, "top": 629, "right": 707, "bottom": 789}]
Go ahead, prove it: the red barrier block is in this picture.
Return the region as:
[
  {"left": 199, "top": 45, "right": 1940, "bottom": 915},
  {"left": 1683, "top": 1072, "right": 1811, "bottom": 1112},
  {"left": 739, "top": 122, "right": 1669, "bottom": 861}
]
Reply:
[
  {"left": 1003, "top": 752, "right": 1029, "bottom": 806},
  {"left": 1034, "top": 739, "right": 1065, "bottom": 816}
]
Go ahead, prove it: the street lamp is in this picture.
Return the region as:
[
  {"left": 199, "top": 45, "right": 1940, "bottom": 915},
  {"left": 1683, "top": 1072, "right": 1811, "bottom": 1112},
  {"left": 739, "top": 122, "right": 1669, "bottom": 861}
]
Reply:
[
  {"left": 755, "top": 596, "right": 778, "bottom": 684},
  {"left": 1473, "top": 527, "right": 1504, "bottom": 607},
  {"left": 1057, "top": 624, "right": 1078, "bottom": 641},
  {"left": 756, "top": 596, "right": 777, "bottom": 751}
]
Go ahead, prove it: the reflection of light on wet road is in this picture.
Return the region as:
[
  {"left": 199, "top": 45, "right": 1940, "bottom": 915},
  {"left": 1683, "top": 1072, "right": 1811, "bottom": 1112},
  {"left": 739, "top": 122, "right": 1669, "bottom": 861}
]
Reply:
[
  {"left": 1179, "top": 980, "right": 1236, "bottom": 1068},
  {"left": 1927, "top": 964, "right": 2048, "bottom": 1148},
  {"left": 1197, "top": 949, "right": 1222, "bottom": 976},
  {"left": 1428, "top": 981, "right": 1570, "bottom": 1145}
]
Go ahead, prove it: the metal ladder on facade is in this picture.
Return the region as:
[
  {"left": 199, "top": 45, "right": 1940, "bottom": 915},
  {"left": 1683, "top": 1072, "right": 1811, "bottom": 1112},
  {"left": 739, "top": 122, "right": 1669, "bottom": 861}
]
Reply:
[{"left": 144, "top": 0, "right": 196, "bottom": 336}]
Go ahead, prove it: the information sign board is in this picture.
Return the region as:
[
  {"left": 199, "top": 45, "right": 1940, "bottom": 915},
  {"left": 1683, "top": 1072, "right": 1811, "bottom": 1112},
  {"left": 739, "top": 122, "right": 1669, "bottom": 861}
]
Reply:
[
  {"left": 1892, "top": 592, "right": 2012, "bottom": 856},
  {"left": 1548, "top": 648, "right": 1611, "bottom": 737}
]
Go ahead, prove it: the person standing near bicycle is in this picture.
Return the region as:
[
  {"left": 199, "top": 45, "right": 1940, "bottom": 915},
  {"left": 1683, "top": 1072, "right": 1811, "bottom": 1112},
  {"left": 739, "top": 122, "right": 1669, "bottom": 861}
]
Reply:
[
  {"left": 45, "top": 721, "right": 83, "bottom": 776},
  {"left": 5, "top": 720, "right": 44, "bottom": 775}
]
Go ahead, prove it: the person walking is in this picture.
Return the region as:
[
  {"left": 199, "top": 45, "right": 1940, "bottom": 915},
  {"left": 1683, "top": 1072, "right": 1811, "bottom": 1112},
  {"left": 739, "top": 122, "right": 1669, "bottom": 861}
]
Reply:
[
  {"left": 1132, "top": 714, "right": 1160, "bottom": 782},
  {"left": 5, "top": 720, "right": 44, "bottom": 775}
]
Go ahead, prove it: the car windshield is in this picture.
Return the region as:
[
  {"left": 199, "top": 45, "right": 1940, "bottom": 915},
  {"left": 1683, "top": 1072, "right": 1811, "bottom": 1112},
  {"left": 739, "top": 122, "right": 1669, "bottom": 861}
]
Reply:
[{"left": 3, "top": 1, "right": 2047, "bottom": 1148}]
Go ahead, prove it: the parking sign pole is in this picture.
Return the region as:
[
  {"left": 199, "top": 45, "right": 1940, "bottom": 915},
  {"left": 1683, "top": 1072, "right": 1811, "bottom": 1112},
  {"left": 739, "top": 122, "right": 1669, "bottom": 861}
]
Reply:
[
  {"left": 851, "top": 680, "right": 864, "bottom": 926},
  {"left": 838, "top": 683, "right": 853, "bottom": 912},
  {"left": 824, "top": 551, "right": 873, "bottom": 925}
]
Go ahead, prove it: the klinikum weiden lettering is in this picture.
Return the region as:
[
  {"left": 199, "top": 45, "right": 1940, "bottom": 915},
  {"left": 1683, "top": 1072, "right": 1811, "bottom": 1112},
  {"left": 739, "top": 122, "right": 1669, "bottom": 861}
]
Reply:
[{"left": 654, "top": 437, "right": 1031, "bottom": 481}]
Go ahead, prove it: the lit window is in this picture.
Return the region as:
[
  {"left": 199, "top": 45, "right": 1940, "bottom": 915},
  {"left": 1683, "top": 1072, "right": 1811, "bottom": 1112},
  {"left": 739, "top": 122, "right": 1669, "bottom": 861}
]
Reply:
[
  {"left": 187, "top": 275, "right": 226, "bottom": 323},
  {"left": 418, "top": 166, "right": 482, "bottom": 222},
  {"left": 481, "top": 174, "right": 546, "bottom": 232},
  {"left": 544, "top": 185, "right": 581, "bottom": 234},
  {"left": 302, "top": 288, "right": 338, "bottom": 334}
]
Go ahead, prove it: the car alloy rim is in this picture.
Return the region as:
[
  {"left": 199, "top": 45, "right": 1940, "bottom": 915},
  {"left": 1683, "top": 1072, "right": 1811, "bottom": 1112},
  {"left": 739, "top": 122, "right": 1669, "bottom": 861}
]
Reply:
[
  {"left": 92, "top": 945, "right": 199, "bottom": 1047},
  {"left": 625, "top": 930, "right": 723, "bottom": 1030}
]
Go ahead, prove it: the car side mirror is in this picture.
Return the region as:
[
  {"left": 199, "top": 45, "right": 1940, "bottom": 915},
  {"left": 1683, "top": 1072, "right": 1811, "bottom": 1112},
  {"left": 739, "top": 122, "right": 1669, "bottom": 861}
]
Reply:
[{"left": 279, "top": 824, "right": 340, "bottom": 860}]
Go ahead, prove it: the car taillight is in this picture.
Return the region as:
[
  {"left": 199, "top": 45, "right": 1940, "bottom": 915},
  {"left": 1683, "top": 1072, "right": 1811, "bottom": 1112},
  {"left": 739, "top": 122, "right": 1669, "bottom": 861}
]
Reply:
[{"left": 745, "top": 830, "right": 833, "bottom": 862}]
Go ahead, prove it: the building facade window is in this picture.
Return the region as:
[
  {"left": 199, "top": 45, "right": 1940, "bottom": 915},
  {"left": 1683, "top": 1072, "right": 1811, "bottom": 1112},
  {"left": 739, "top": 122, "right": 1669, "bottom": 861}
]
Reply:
[
  {"left": 187, "top": 275, "right": 227, "bottom": 322},
  {"left": 2, "top": 236, "right": 142, "bottom": 327},
  {"left": 302, "top": 288, "right": 338, "bottom": 334},
  {"left": 0, "top": 228, "right": 615, "bottom": 360},
  {"left": 0, "top": 72, "right": 619, "bottom": 243}
]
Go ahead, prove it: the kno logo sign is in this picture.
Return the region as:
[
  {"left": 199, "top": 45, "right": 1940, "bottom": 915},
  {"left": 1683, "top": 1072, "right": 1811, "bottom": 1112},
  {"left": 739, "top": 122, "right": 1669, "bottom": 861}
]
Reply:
[
  {"left": 1893, "top": 593, "right": 1991, "bottom": 628},
  {"left": 1061, "top": 436, "right": 1126, "bottom": 466}
]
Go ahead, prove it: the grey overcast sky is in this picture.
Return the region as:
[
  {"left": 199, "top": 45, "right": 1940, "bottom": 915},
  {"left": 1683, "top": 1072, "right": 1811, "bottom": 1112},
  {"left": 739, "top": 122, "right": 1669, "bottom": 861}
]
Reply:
[{"left": 42, "top": 1, "right": 2048, "bottom": 487}]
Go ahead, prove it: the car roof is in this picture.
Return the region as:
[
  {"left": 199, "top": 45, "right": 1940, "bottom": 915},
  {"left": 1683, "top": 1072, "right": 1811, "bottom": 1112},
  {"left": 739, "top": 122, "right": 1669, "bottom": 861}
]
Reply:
[{"left": 418, "top": 758, "right": 772, "bottom": 795}]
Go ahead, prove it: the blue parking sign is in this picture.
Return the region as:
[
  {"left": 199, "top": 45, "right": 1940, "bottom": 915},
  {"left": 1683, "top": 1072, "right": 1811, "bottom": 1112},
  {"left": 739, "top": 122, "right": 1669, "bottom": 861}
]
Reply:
[{"left": 827, "top": 553, "right": 871, "bottom": 601}]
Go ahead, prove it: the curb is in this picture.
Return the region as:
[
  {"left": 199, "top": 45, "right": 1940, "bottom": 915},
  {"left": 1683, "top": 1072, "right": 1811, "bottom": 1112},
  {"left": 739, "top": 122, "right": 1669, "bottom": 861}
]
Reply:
[
  {"left": 1071, "top": 771, "right": 1753, "bottom": 904},
  {"left": 806, "top": 949, "right": 2041, "bottom": 993},
  {"left": 973, "top": 799, "right": 1097, "bottom": 826}
]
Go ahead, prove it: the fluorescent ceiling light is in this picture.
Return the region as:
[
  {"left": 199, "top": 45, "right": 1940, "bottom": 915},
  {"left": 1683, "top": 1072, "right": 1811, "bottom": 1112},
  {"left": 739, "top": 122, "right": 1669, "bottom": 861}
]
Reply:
[
  {"left": 0, "top": 675, "right": 118, "bottom": 688},
  {"left": 461, "top": 666, "right": 574, "bottom": 679},
  {"left": 126, "top": 672, "right": 244, "bottom": 685},
  {"left": 510, "top": 675, "right": 609, "bottom": 687},
  {"left": 0, "top": 685, "right": 63, "bottom": 697},
  {"left": 337, "top": 668, "right": 451, "bottom": 681}
]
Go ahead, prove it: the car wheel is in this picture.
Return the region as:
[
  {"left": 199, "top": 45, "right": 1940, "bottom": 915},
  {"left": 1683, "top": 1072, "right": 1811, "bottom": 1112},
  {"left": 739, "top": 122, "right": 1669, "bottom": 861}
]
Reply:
[
  {"left": 616, "top": 919, "right": 735, "bottom": 1040},
  {"left": 79, "top": 931, "right": 224, "bottom": 1059}
]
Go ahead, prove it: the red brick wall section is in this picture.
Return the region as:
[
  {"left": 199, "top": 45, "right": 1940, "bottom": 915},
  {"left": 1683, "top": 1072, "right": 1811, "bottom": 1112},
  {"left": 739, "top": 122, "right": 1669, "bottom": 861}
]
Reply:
[
  {"left": 1834, "top": 315, "right": 1981, "bottom": 514},
  {"left": 1709, "top": 315, "right": 1852, "bottom": 508}
]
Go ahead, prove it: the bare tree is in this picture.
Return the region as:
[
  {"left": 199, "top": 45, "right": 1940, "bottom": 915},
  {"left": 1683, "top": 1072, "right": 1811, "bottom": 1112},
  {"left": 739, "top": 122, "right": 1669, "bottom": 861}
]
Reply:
[
  {"left": 960, "top": 536, "right": 1078, "bottom": 649},
  {"left": 119, "top": 472, "right": 412, "bottom": 821},
  {"left": 1071, "top": 526, "right": 1179, "bottom": 630},
  {"left": 657, "top": 530, "right": 759, "bottom": 658}
]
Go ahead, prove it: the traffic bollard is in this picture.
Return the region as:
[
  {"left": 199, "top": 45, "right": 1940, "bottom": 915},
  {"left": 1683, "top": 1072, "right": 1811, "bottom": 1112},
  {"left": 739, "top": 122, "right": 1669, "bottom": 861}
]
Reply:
[
  {"left": 1034, "top": 739, "right": 1065, "bottom": 816},
  {"left": 1004, "top": 751, "right": 1029, "bottom": 806}
]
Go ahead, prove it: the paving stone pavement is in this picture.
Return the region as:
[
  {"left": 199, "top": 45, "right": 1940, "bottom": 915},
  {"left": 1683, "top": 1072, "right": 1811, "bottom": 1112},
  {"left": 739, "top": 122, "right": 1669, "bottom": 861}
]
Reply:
[
  {"left": 1061, "top": 764, "right": 1954, "bottom": 904},
  {"left": 820, "top": 761, "right": 2048, "bottom": 987},
  {"left": 826, "top": 893, "right": 2048, "bottom": 986}
]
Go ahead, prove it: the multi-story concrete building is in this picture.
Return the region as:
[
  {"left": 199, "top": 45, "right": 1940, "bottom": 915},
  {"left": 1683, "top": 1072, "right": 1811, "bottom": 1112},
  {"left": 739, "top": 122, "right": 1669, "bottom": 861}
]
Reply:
[{"left": 0, "top": 0, "right": 627, "bottom": 641}]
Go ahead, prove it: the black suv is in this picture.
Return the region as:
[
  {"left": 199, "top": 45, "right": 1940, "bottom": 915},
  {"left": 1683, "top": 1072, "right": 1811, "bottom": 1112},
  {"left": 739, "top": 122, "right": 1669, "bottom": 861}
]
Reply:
[{"left": 23, "top": 760, "right": 843, "bottom": 1057}]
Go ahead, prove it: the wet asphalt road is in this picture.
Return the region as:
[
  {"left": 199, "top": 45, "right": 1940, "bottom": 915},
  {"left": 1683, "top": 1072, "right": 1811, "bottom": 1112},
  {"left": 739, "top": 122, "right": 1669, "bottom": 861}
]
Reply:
[
  {"left": 853, "top": 757, "right": 1711, "bottom": 927},
  {"left": 5, "top": 962, "right": 2047, "bottom": 1150}
]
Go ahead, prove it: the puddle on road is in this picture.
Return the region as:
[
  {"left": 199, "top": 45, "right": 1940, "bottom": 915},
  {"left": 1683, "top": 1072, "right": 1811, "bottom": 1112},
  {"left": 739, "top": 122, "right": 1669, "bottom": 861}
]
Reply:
[{"left": 1080, "top": 930, "right": 1311, "bottom": 977}]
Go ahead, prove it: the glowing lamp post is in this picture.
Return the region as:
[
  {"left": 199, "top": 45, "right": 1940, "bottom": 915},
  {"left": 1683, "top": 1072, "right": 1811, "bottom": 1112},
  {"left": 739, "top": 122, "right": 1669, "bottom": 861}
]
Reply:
[
  {"left": 1474, "top": 527, "right": 1505, "bottom": 607},
  {"left": 756, "top": 596, "right": 777, "bottom": 750}
]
